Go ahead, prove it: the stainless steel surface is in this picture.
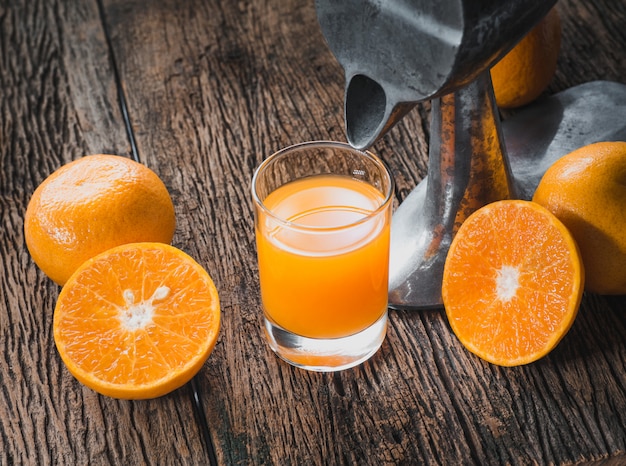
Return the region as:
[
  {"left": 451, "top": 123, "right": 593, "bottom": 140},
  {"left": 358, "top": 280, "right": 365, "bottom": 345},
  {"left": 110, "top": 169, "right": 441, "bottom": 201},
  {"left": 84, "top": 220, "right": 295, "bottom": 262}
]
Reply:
[
  {"left": 504, "top": 81, "right": 626, "bottom": 199},
  {"left": 388, "top": 72, "right": 515, "bottom": 309},
  {"left": 388, "top": 80, "right": 626, "bottom": 308},
  {"left": 316, "top": 0, "right": 626, "bottom": 309},
  {"left": 315, "top": 0, "right": 557, "bottom": 149}
]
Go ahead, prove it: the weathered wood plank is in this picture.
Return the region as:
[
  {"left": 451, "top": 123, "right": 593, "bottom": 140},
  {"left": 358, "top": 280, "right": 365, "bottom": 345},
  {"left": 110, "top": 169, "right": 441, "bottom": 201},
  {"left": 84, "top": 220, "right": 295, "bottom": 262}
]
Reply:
[
  {"left": 2, "top": 0, "right": 626, "bottom": 464},
  {"left": 553, "top": 0, "right": 626, "bottom": 90},
  {"left": 100, "top": 0, "right": 626, "bottom": 464},
  {"left": 0, "top": 0, "right": 211, "bottom": 464}
]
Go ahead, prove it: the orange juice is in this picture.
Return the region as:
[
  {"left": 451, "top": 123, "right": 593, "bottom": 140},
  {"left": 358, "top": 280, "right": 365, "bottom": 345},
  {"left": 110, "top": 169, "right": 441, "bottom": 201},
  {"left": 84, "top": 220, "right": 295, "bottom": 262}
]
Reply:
[{"left": 256, "top": 174, "right": 390, "bottom": 339}]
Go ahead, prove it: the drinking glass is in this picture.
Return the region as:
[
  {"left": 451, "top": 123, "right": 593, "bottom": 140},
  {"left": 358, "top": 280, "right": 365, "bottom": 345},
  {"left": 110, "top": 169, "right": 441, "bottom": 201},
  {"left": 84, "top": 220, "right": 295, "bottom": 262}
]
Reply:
[{"left": 252, "top": 141, "right": 394, "bottom": 371}]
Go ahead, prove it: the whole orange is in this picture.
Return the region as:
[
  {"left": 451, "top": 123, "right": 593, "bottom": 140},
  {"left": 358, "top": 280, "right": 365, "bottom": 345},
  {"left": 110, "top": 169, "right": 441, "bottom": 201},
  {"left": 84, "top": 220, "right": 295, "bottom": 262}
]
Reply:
[
  {"left": 532, "top": 141, "right": 626, "bottom": 294},
  {"left": 490, "top": 7, "right": 561, "bottom": 109},
  {"left": 24, "top": 154, "right": 176, "bottom": 286}
]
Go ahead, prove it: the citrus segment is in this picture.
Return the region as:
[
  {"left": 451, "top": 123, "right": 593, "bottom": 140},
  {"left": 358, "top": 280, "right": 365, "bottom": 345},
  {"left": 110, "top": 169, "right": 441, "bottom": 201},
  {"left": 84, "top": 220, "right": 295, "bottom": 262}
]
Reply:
[
  {"left": 442, "top": 200, "right": 584, "bottom": 366},
  {"left": 53, "top": 242, "right": 220, "bottom": 399},
  {"left": 25, "top": 154, "right": 176, "bottom": 285}
]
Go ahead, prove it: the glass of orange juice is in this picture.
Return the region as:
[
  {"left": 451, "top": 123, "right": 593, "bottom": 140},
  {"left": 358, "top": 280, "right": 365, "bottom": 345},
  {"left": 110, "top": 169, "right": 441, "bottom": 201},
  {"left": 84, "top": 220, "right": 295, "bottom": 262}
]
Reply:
[{"left": 252, "top": 141, "right": 394, "bottom": 371}]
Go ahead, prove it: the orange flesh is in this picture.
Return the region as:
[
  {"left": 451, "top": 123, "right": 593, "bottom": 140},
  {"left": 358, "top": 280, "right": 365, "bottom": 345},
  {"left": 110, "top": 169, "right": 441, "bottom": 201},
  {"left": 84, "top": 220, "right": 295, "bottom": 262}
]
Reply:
[
  {"left": 442, "top": 200, "right": 583, "bottom": 366},
  {"left": 53, "top": 242, "right": 220, "bottom": 399}
]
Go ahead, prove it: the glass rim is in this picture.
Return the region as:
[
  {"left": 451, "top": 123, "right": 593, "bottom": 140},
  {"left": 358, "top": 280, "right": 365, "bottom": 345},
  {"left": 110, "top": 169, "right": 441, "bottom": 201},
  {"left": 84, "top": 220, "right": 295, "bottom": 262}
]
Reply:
[{"left": 251, "top": 140, "right": 394, "bottom": 232}]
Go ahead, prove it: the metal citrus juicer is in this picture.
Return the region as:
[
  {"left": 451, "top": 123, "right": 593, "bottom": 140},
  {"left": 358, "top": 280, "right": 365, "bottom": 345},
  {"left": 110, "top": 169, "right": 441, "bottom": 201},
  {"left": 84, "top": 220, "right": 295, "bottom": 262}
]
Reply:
[{"left": 316, "top": 0, "right": 626, "bottom": 309}]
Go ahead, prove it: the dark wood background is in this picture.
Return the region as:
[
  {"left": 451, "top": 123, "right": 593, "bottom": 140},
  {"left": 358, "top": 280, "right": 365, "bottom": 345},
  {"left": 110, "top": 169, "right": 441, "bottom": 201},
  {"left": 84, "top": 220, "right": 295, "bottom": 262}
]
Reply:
[{"left": 1, "top": 0, "right": 625, "bottom": 464}]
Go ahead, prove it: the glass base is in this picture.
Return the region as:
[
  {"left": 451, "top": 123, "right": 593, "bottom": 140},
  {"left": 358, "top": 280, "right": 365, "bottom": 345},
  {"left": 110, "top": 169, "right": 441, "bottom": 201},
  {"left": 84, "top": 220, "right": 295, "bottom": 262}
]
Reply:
[{"left": 264, "top": 313, "right": 388, "bottom": 372}]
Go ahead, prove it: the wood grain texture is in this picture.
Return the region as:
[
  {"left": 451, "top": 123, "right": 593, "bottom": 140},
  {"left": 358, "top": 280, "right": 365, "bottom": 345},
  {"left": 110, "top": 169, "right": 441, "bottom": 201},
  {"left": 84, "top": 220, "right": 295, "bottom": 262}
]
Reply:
[
  {"left": 100, "top": 0, "right": 626, "bottom": 464},
  {"left": 2, "top": 0, "right": 626, "bottom": 464},
  {"left": 0, "top": 0, "right": 211, "bottom": 464}
]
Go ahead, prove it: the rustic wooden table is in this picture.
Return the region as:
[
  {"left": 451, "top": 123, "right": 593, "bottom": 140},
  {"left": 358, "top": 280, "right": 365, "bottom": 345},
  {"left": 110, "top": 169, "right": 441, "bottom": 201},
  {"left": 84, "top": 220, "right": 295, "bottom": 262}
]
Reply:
[{"left": 2, "top": 0, "right": 626, "bottom": 464}]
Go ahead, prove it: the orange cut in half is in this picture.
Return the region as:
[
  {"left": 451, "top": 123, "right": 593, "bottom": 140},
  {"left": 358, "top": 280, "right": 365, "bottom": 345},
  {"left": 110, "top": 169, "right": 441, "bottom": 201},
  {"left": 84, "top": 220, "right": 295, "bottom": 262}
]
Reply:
[
  {"left": 53, "top": 242, "right": 220, "bottom": 399},
  {"left": 442, "top": 200, "right": 584, "bottom": 366}
]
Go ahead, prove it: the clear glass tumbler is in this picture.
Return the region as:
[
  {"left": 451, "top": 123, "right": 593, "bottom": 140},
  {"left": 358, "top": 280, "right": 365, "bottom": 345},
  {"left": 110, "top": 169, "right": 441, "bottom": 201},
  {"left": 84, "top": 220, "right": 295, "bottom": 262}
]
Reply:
[{"left": 252, "top": 141, "right": 394, "bottom": 371}]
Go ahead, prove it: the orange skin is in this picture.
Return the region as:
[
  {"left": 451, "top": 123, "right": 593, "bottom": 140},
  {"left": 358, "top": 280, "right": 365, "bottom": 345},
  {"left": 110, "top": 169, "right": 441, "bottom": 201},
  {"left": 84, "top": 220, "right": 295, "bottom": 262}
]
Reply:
[
  {"left": 491, "top": 7, "right": 561, "bottom": 109},
  {"left": 533, "top": 141, "right": 626, "bottom": 294},
  {"left": 24, "top": 154, "right": 176, "bottom": 285}
]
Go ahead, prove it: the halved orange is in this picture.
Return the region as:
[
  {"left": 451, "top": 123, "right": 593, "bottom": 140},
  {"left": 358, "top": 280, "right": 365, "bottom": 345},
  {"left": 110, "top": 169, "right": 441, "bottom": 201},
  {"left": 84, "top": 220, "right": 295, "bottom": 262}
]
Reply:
[
  {"left": 442, "top": 200, "right": 584, "bottom": 366},
  {"left": 53, "top": 242, "right": 220, "bottom": 399}
]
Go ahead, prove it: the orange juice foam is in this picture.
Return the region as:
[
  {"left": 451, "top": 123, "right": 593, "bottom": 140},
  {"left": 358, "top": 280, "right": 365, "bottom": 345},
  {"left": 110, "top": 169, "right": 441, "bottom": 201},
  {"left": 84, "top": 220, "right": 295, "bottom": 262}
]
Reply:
[{"left": 256, "top": 174, "right": 390, "bottom": 339}]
